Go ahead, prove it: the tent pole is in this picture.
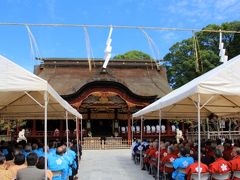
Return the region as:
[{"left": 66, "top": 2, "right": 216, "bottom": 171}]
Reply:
[
  {"left": 44, "top": 91, "right": 48, "bottom": 180},
  {"left": 206, "top": 118, "right": 210, "bottom": 139},
  {"left": 81, "top": 117, "right": 83, "bottom": 147},
  {"left": 197, "top": 94, "right": 201, "bottom": 180},
  {"left": 76, "top": 117, "right": 80, "bottom": 166},
  {"left": 131, "top": 117, "right": 134, "bottom": 142},
  {"left": 141, "top": 116, "right": 143, "bottom": 142},
  {"left": 157, "top": 110, "right": 162, "bottom": 180},
  {"left": 229, "top": 118, "right": 232, "bottom": 142},
  {"left": 66, "top": 111, "right": 69, "bottom": 149},
  {"left": 140, "top": 116, "right": 143, "bottom": 169}
]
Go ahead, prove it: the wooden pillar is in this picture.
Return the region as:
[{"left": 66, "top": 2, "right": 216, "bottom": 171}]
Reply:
[
  {"left": 87, "top": 109, "right": 91, "bottom": 132},
  {"left": 76, "top": 118, "right": 80, "bottom": 139},
  {"left": 127, "top": 108, "right": 131, "bottom": 145},
  {"left": 166, "top": 120, "right": 171, "bottom": 135},
  {"left": 16, "top": 120, "right": 19, "bottom": 133},
  {"left": 60, "top": 120, "right": 63, "bottom": 136},
  {"left": 6, "top": 122, "right": 10, "bottom": 137},
  {"left": 114, "top": 109, "right": 118, "bottom": 135},
  {"left": 141, "top": 118, "right": 144, "bottom": 137},
  {"left": 181, "top": 122, "right": 185, "bottom": 134},
  {"left": 32, "top": 120, "right": 36, "bottom": 136}
]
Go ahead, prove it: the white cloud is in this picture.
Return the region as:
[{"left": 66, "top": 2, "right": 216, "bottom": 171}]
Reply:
[
  {"left": 162, "top": 32, "right": 178, "bottom": 41},
  {"left": 164, "top": 0, "right": 240, "bottom": 27},
  {"left": 45, "top": 0, "right": 56, "bottom": 20},
  {"left": 215, "top": 0, "right": 239, "bottom": 10}
]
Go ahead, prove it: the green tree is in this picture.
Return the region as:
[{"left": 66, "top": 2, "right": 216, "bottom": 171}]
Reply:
[
  {"left": 0, "top": 119, "right": 27, "bottom": 137},
  {"left": 113, "top": 50, "right": 152, "bottom": 60},
  {"left": 164, "top": 21, "right": 240, "bottom": 89}
]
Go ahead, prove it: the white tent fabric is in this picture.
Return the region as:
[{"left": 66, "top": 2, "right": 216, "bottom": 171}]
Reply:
[
  {"left": 133, "top": 54, "right": 240, "bottom": 180},
  {"left": 0, "top": 55, "right": 82, "bottom": 119},
  {"left": 0, "top": 54, "right": 82, "bottom": 179},
  {"left": 133, "top": 54, "right": 240, "bottom": 118}
]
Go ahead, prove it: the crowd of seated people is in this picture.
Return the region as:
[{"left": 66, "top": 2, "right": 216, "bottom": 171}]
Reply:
[
  {"left": 0, "top": 139, "right": 81, "bottom": 180},
  {"left": 132, "top": 138, "right": 240, "bottom": 180}
]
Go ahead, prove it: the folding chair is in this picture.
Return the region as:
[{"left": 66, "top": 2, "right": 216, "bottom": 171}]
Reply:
[
  {"left": 190, "top": 172, "right": 210, "bottom": 180},
  {"left": 232, "top": 171, "right": 240, "bottom": 179},
  {"left": 211, "top": 171, "right": 231, "bottom": 180},
  {"left": 52, "top": 170, "right": 63, "bottom": 179},
  {"left": 149, "top": 157, "right": 157, "bottom": 175},
  {"left": 163, "top": 162, "right": 174, "bottom": 180},
  {"left": 134, "top": 150, "right": 140, "bottom": 164}
]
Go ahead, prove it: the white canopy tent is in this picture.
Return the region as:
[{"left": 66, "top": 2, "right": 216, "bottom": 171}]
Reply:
[
  {"left": 133, "top": 54, "right": 240, "bottom": 179},
  {"left": 0, "top": 55, "right": 82, "bottom": 179},
  {"left": 133, "top": 55, "right": 240, "bottom": 119},
  {"left": 0, "top": 55, "right": 82, "bottom": 119}
]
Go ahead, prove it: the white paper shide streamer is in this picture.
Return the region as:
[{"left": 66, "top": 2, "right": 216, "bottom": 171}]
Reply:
[
  {"left": 219, "top": 31, "right": 228, "bottom": 63},
  {"left": 103, "top": 26, "right": 113, "bottom": 69},
  {"left": 25, "top": 25, "right": 41, "bottom": 61}
]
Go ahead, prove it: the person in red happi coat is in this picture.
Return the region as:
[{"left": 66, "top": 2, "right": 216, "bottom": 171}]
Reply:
[
  {"left": 209, "top": 149, "right": 231, "bottom": 180},
  {"left": 142, "top": 143, "right": 153, "bottom": 170},
  {"left": 160, "top": 145, "right": 178, "bottom": 180},
  {"left": 229, "top": 147, "right": 240, "bottom": 180},
  {"left": 185, "top": 154, "right": 208, "bottom": 180},
  {"left": 223, "top": 143, "right": 233, "bottom": 161}
]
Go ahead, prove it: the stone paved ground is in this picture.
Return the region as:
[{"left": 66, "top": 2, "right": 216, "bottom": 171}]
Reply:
[{"left": 78, "top": 149, "right": 153, "bottom": 180}]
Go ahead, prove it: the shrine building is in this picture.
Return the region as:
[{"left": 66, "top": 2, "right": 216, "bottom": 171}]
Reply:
[{"left": 32, "top": 58, "right": 172, "bottom": 142}]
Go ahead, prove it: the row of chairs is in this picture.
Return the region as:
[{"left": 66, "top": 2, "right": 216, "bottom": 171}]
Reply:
[
  {"left": 190, "top": 171, "right": 240, "bottom": 180},
  {"left": 133, "top": 151, "right": 240, "bottom": 180},
  {"left": 159, "top": 160, "right": 240, "bottom": 180}
]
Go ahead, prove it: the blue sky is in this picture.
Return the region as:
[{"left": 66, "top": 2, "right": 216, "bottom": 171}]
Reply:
[{"left": 0, "top": 0, "right": 240, "bottom": 71}]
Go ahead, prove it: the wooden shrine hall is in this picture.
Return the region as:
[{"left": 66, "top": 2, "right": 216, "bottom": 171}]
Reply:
[{"left": 32, "top": 58, "right": 172, "bottom": 142}]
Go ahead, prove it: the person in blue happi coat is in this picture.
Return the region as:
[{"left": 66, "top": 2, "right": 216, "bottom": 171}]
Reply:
[
  {"left": 32, "top": 143, "right": 44, "bottom": 157},
  {"left": 48, "top": 146, "right": 68, "bottom": 180},
  {"left": 62, "top": 144, "right": 77, "bottom": 180},
  {"left": 69, "top": 140, "right": 79, "bottom": 178},
  {"left": 172, "top": 147, "right": 194, "bottom": 180},
  {"left": 48, "top": 141, "right": 57, "bottom": 156},
  {"left": 23, "top": 144, "right": 32, "bottom": 158}
]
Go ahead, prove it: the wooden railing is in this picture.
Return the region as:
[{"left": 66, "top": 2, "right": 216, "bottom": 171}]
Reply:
[
  {"left": 0, "top": 135, "right": 10, "bottom": 141},
  {"left": 82, "top": 137, "right": 131, "bottom": 150},
  {"left": 82, "top": 137, "right": 102, "bottom": 150},
  {"left": 105, "top": 138, "right": 131, "bottom": 149},
  {"left": 186, "top": 131, "right": 240, "bottom": 142},
  {"left": 13, "top": 130, "right": 86, "bottom": 139},
  {"left": 120, "top": 131, "right": 176, "bottom": 138}
]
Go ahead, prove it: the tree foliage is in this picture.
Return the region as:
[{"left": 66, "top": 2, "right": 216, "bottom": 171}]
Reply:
[
  {"left": 0, "top": 119, "right": 27, "bottom": 132},
  {"left": 164, "top": 21, "right": 240, "bottom": 89},
  {"left": 113, "top": 50, "right": 152, "bottom": 60}
]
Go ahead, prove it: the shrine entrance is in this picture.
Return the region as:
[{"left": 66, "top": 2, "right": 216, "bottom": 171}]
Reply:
[
  {"left": 35, "top": 58, "right": 171, "bottom": 145},
  {"left": 63, "top": 80, "right": 157, "bottom": 143},
  {"left": 91, "top": 120, "right": 113, "bottom": 137}
]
